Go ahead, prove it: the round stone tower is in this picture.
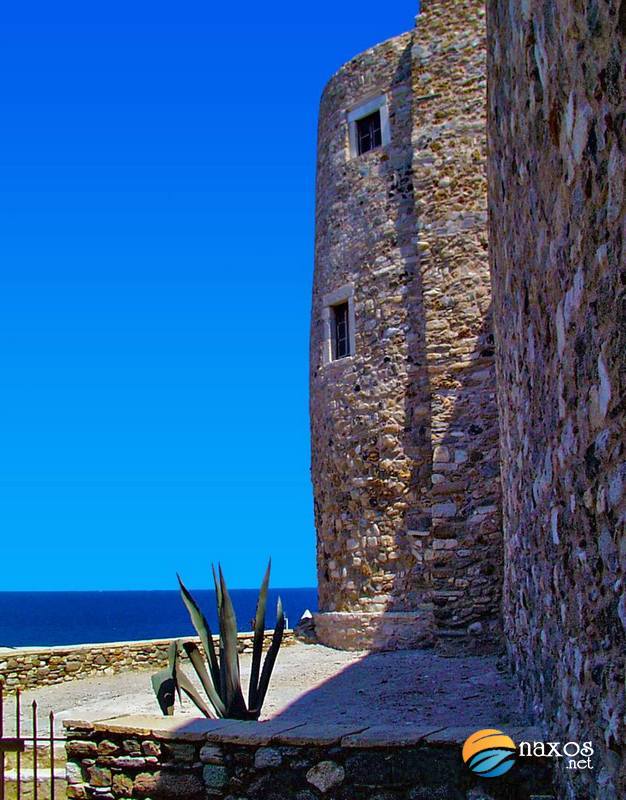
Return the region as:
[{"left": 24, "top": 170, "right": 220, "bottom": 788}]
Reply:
[
  {"left": 310, "top": 1, "right": 502, "bottom": 651},
  {"left": 310, "top": 28, "right": 434, "bottom": 650}
]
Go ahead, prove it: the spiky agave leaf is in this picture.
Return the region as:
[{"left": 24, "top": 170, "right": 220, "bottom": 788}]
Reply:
[
  {"left": 253, "top": 596, "right": 286, "bottom": 716},
  {"left": 177, "top": 573, "right": 221, "bottom": 691},
  {"left": 154, "top": 560, "right": 284, "bottom": 721},
  {"left": 173, "top": 657, "right": 216, "bottom": 718},
  {"left": 212, "top": 563, "right": 227, "bottom": 703},
  {"left": 182, "top": 641, "right": 226, "bottom": 717},
  {"left": 151, "top": 640, "right": 179, "bottom": 715},
  {"left": 248, "top": 558, "right": 271, "bottom": 710},
  {"left": 218, "top": 565, "right": 248, "bottom": 717},
  {"left": 212, "top": 563, "right": 223, "bottom": 613}
]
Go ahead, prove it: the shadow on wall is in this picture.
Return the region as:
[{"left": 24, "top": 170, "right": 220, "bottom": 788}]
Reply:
[
  {"left": 359, "top": 37, "right": 433, "bottom": 619},
  {"left": 396, "top": 306, "right": 501, "bottom": 644},
  {"left": 371, "top": 40, "right": 502, "bottom": 646}
]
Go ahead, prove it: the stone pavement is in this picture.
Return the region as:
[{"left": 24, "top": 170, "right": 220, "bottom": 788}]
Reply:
[{"left": 4, "top": 643, "right": 530, "bottom": 738}]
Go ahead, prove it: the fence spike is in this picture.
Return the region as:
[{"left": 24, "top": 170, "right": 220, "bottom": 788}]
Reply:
[
  {"left": 49, "top": 712, "right": 55, "bottom": 800},
  {"left": 32, "top": 702, "right": 38, "bottom": 800},
  {"left": 16, "top": 690, "right": 22, "bottom": 800},
  {"left": 0, "top": 691, "right": 62, "bottom": 800},
  {"left": 0, "top": 681, "right": 5, "bottom": 800}
]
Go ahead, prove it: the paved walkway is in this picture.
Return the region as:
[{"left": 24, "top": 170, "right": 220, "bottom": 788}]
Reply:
[{"left": 3, "top": 643, "right": 530, "bottom": 738}]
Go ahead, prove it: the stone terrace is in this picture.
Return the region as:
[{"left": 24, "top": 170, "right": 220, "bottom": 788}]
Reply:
[
  {"left": 44, "top": 643, "right": 555, "bottom": 798},
  {"left": 7, "top": 644, "right": 532, "bottom": 736}
]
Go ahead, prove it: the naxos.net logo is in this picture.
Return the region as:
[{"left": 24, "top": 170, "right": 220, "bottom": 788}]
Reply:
[
  {"left": 462, "top": 729, "right": 517, "bottom": 777},
  {"left": 462, "top": 728, "right": 595, "bottom": 778}
]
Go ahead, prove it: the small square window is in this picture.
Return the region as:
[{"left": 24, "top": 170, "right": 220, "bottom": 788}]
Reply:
[
  {"left": 356, "top": 111, "right": 382, "bottom": 155},
  {"left": 321, "top": 285, "right": 355, "bottom": 366},
  {"left": 332, "top": 302, "right": 350, "bottom": 360},
  {"left": 347, "top": 95, "right": 390, "bottom": 159}
]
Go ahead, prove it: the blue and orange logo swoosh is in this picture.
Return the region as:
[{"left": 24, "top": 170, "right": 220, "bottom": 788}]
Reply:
[{"left": 462, "top": 729, "right": 517, "bottom": 778}]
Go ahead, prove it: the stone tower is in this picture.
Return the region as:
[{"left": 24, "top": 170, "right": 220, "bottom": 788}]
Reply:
[{"left": 310, "top": 0, "right": 502, "bottom": 650}]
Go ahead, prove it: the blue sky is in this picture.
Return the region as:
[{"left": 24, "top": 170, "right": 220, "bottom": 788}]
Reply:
[{"left": 0, "top": 1, "right": 417, "bottom": 591}]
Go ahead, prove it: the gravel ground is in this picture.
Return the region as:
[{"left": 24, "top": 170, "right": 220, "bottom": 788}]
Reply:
[{"left": 3, "top": 643, "right": 529, "bottom": 738}]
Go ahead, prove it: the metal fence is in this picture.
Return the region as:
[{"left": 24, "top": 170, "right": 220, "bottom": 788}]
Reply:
[{"left": 0, "top": 683, "right": 64, "bottom": 800}]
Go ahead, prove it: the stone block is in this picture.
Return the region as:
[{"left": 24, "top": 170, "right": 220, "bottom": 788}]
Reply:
[
  {"left": 254, "top": 747, "right": 282, "bottom": 769},
  {"left": 111, "top": 774, "right": 134, "bottom": 798},
  {"left": 66, "top": 786, "right": 87, "bottom": 799},
  {"left": 87, "top": 766, "right": 112, "bottom": 788},
  {"left": 431, "top": 503, "right": 457, "bottom": 518},
  {"left": 104, "top": 756, "right": 146, "bottom": 770},
  {"left": 162, "top": 743, "right": 196, "bottom": 763},
  {"left": 199, "top": 744, "right": 224, "bottom": 765},
  {"left": 121, "top": 739, "right": 141, "bottom": 755},
  {"left": 66, "top": 762, "right": 84, "bottom": 784},
  {"left": 433, "top": 446, "right": 451, "bottom": 463},
  {"left": 67, "top": 741, "right": 98, "bottom": 758},
  {"left": 138, "top": 770, "right": 205, "bottom": 800},
  {"left": 305, "top": 760, "right": 345, "bottom": 792},
  {"left": 133, "top": 772, "right": 159, "bottom": 797},
  {"left": 97, "top": 741, "right": 119, "bottom": 756},
  {"left": 202, "top": 764, "right": 229, "bottom": 789},
  {"left": 432, "top": 539, "right": 459, "bottom": 550},
  {"left": 142, "top": 740, "right": 161, "bottom": 757}
]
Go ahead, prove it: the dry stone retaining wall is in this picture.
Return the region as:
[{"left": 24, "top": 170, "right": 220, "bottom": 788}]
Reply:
[
  {"left": 0, "top": 633, "right": 294, "bottom": 692},
  {"left": 487, "top": 1, "right": 625, "bottom": 799},
  {"left": 64, "top": 716, "right": 554, "bottom": 800},
  {"left": 311, "top": 0, "right": 501, "bottom": 650}
]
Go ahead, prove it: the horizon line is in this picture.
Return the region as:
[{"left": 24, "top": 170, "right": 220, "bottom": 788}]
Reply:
[{"left": 0, "top": 586, "right": 318, "bottom": 593}]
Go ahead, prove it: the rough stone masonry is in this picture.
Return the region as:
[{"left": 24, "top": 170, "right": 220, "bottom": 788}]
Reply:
[
  {"left": 311, "top": 0, "right": 624, "bottom": 796},
  {"left": 310, "top": 0, "right": 500, "bottom": 651},
  {"left": 65, "top": 716, "right": 554, "bottom": 800},
  {"left": 0, "top": 633, "right": 295, "bottom": 693},
  {"left": 487, "top": 1, "right": 625, "bottom": 799}
]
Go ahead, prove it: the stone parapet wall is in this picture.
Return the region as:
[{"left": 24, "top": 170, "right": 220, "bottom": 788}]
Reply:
[
  {"left": 487, "top": 1, "right": 625, "bottom": 799},
  {"left": 313, "top": 610, "right": 435, "bottom": 651},
  {"left": 0, "top": 632, "right": 295, "bottom": 692},
  {"left": 64, "top": 715, "right": 554, "bottom": 800}
]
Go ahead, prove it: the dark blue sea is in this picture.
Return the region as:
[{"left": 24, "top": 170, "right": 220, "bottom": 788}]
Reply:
[{"left": 0, "top": 589, "right": 317, "bottom": 647}]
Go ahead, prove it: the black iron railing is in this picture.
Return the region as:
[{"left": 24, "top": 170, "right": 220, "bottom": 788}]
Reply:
[{"left": 0, "top": 683, "right": 64, "bottom": 800}]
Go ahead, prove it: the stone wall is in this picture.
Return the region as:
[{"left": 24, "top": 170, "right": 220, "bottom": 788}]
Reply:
[
  {"left": 409, "top": 0, "right": 501, "bottom": 639},
  {"left": 310, "top": 0, "right": 501, "bottom": 650},
  {"left": 487, "top": 1, "right": 625, "bottom": 799},
  {"left": 0, "top": 632, "right": 295, "bottom": 692},
  {"left": 65, "top": 715, "right": 554, "bottom": 800}
]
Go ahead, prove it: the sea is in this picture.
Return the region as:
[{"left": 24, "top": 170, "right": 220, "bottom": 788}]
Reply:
[{"left": 0, "top": 589, "right": 317, "bottom": 648}]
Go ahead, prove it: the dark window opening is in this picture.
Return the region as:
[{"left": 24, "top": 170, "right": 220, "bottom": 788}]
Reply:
[
  {"left": 332, "top": 302, "right": 350, "bottom": 360},
  {"left": 356, "top": 110, "right": 382, "bottom": 155}
]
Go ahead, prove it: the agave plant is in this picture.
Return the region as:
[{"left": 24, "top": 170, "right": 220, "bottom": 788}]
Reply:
[{"left": 151, "top": 560, "right": 285, "bottom": 720}]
